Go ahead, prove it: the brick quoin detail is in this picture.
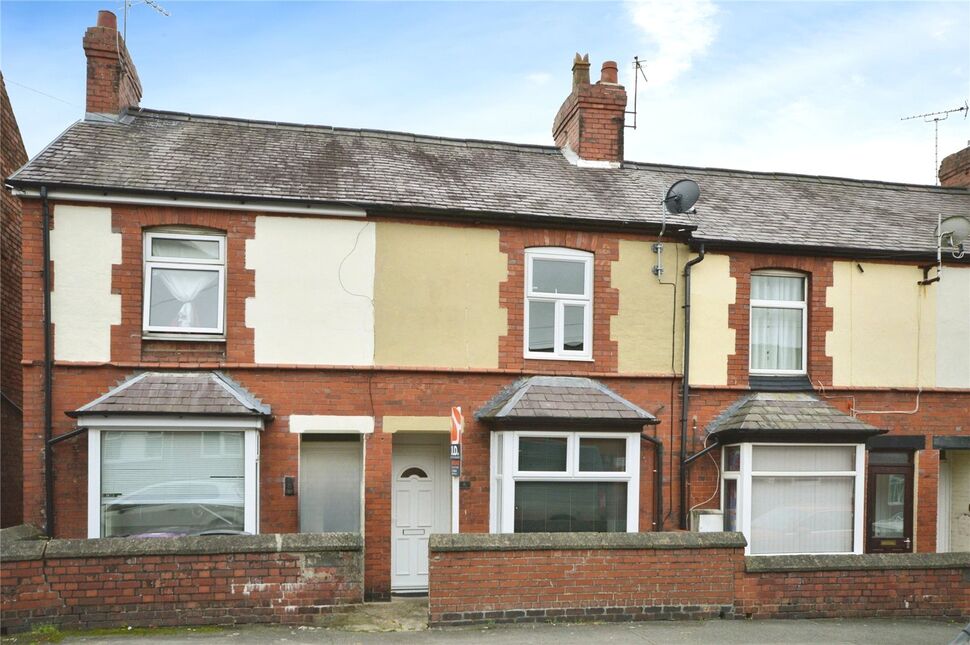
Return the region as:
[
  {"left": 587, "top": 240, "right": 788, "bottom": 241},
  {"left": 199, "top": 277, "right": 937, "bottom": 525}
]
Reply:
[
  {"left": 727, "top": 252, "right": 834, "bottom": 388},
  {"left": 498, "top": 227, "right": 621, "bottom": 373}
]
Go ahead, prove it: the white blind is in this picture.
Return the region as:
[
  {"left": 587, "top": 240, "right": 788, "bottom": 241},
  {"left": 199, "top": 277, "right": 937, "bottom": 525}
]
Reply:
[
  {"left": 752, "top": 445, "right": 855, "bottom": 472},
  {"left": 751, "top": 476, "right": 854, "bottom": 554}
]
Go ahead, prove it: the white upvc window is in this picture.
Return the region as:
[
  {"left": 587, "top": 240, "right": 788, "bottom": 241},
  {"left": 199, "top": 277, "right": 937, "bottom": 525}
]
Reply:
[
  {"left": 524, "top": 248, "right": 593, "bottom": 361},
  {"left": 143, "top": 231, "right": 226, "bottom": 335},
  {"left": 749, "top": 271, "right": 807, "bottom": 375},
  {"left": 86, "top": 418, "right": 260, "bottom": 538},
  {"left": 490, "top": 431, "right": 639, "bottom": 533},
  {"left": 722, "top": 443, "right": 865, "bottom": 555}
]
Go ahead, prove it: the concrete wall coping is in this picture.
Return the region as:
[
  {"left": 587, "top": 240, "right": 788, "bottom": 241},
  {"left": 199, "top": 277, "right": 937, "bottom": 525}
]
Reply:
[
  {"left": 745, "top": 551, "right": 970, "bottom": 573},
  {"left": 0, "top": 525, "right": 362, "bottom": 562},
  {"left": 429, "top": 531, "right": 747, "bottom": 552}
]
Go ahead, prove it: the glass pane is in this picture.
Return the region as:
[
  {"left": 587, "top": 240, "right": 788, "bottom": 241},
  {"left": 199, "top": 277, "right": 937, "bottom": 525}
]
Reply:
[
  {"left": 872, "top": 473, "right": 906, "bottom": 538},
  {"left": 723, "top": 446, "right": 741, "bottom": 472},
  {"left": 101, "top": 431, "right": 244, "bottom": 537},
  {"left": 531, "top": 258, "right": 585, "bottom": 295},
  {"left": 514, "top": 482, "right": 627, "bottom": 532},
  {"left": 518, "top": 436, "right": 567, "bottom": 471},
  {"left": 751, "top": 307, "right": 803, "bottom": 370},
  {"left": 868, "top": 451, "right": 909, "bottom": 465},
  {"left": 753, "top": 446, "right": 855, "bottom": 472},
  {"left": 724, "top": 479, "right": 738, "bottom": 531},
  {"left": 579, "top": 438, "right": 626, "bottom": 472},
  {"left": 750, "top": 476, "right": 854, "bottom": 554},
  {"left": 151, "top": 237, "right": 221, "bottom": 260},
  {"left": 149, "top": 267, "right": 220, "bottom": 329},
  {"left": 563, "top": 305, "right": 585, "bottom": 352},
  {"left": 299, "top": 440, "right": 362, "bottom": 533},
  {"left": 752, "top": 274, "right": 804, "bottom": 301},
  {"left": 528, "top": 300, "right": 555, "bottom": 353}
]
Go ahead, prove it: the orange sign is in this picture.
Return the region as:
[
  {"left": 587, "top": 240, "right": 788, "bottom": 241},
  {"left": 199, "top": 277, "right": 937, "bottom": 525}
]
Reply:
[{"left": 450, "top": 406, "right": 464, "bottom": 444}]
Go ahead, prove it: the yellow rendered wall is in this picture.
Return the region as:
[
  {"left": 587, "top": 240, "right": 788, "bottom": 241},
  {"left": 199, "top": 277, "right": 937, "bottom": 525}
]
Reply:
[
  {"left": 688, "top": 253, "right": 736, "bottom": 386},
  {"left": 50, "top": 205, "right": 121, "bottom": 362},
  {"left": 826, "top": 262, "right": 936, "bottom": 388},
  {"left": 610, "top": 241, "right": 685, "bottom": 374},
  {"left": 936, "top": 266, "right": 970, "bottom": 388},
  {"left": 946, "top": 451, "right": 970, "bottom": 552},
  {"left": 374, "top": 222, "right": 507, "bottom": 368}
]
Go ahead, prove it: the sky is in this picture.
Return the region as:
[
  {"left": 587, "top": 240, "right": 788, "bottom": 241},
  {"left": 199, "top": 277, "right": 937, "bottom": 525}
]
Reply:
[{"left": 1, "top": 1, "right": 968, "bottom": 185}]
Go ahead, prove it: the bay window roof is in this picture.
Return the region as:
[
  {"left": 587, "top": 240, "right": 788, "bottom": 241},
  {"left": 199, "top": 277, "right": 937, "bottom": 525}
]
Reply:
[
  {"left": 68, "top": 371, "right": 271, "bottom": 419},
  {"left": 706, "top": 392, "right": 883, "bottom": 443},
  {"left": 476, "top": 376, "right": 658, "bottom": 428}
]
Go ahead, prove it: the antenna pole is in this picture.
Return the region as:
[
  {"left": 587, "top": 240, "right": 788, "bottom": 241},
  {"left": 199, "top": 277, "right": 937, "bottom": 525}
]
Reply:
[
  {"left": 901, "top": 102, "right": 969, "bottom": 185},
  {"left": 625, "top": 56, "right": 648, "bottom": 130}
]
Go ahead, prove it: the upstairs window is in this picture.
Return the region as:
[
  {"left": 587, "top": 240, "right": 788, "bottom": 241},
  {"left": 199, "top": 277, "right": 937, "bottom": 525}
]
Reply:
[
  {"left": 524, "top": 248, "right": 592, "bottom": 360},
  {"left": 750, "top": 271, "right": 806, "bottom": 374},
  {"left": 143, "top": 231, "right": 226, "bottom": 335}
]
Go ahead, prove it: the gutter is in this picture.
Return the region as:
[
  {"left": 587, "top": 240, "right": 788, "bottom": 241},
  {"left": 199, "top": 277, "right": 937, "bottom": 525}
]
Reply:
[
  {"left": 679, "top": 244, "right": 705, "bottom": 529},
  {"left": 640, "top": 432, "right": 664, "bottom": 532},
  {"left": 41, "top": 186, "right": 54, "bottom": 537}
]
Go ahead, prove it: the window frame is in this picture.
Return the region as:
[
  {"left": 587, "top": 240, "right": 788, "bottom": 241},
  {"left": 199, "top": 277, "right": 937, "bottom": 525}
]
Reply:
[
  {"left": 722, "top": 442, "right": 865, "bottom": 556},
  {"left": 523, "top": 248, "right": 594, "bottom": 361},
  {"left": 748, "top": 270, "right": 808, "bottom": 376},
  {"left": 86, "top": 418, "right": 261, "bottom": 538},
  {"left": 490, "top": 430, "right": 640, "bottom": 533},
  {"left": 142, "top": 230, "right": 227, "bottom": 336}
]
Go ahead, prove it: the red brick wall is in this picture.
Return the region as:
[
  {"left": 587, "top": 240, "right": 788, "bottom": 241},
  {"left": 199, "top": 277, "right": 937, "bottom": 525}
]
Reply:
[
  {"left": 1, "top": 72, "right": 26, "bottom": 528},
  {"left": 429, "top": 545, "right": 742, "bottom": 625},
  {"left": 939, "top": 146, "right": 970, "bottom": 188},
  {"left": 737, "top": 566, "right": 969, "bottom": 619},
  {"left": 0, "top": 536, "right": 362, "bottom": 634},
  {"left": 83, "top": 12, "right": 141, "bottom": 114}
]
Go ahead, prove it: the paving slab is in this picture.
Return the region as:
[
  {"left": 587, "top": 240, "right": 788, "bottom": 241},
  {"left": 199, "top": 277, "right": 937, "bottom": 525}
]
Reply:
[{"left": 28, "top": 617, "right": 966, "bottom": 645}]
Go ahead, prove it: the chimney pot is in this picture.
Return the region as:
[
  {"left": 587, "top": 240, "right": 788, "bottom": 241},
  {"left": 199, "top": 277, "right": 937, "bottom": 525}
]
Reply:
[
  {"left": 571, "top": 53, "right": 591, "bottom": 90},
  {"left": 96, "top": 10, "right": 117, "bottom": 30},
  {"left": 599, "top": 61, "right": 618, "bottom": 84}
]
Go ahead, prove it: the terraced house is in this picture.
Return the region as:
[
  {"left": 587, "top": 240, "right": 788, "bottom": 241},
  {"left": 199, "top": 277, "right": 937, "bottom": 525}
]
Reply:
[{"left": 6, "top": 10, "right": 970, "bottom": 601}]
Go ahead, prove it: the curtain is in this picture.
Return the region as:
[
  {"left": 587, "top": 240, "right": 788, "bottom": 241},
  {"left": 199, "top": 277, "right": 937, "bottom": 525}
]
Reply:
[
  {"left": 751, "top": 476, "right": 854, "bottom": 554},
  {"left": 752, "top": 275, "right": 804, "bottom": 301},
  {"left": 153, "top": 268, "right": 218, "bottom": 328},
  {"left": 751, "top": 307, "right": 802, "bottom": 370}
]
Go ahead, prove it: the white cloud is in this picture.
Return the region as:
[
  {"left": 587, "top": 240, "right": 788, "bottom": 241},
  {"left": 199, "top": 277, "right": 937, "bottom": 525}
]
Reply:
[
  {"left": 625, "top": 0, "right": 719, "bottom": 86},
  {"left": 526, "top": 72, "right": 552, "bottom": 85}
]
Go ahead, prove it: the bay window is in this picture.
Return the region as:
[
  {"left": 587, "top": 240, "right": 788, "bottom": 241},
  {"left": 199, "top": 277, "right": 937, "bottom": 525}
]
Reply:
[
  {"left": 490, "top": 431, "right": 639, "bottom": 533},
  {"left": 524, "top": 248, "right": 593, "bottom": 360},
  {"left": 88, "top": 423, "right": 259, "bottom": 538},
  {"left": 722, "top": 443, "right": 865, "bottom": 555},
  {"left": 143, "top": 230, "right": 226, "bottom": 335},
  {"left": 750, "top": 271, "right": 807, "bottom": 374}
]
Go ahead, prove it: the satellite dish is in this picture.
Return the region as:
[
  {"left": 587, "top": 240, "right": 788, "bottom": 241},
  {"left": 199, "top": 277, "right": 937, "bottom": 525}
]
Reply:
[
  {"left": 663, "top": 179, "right": 700, "bottom": 214},
  {"left": 937, "top": 215, "right": 970, "bottom": 248}
]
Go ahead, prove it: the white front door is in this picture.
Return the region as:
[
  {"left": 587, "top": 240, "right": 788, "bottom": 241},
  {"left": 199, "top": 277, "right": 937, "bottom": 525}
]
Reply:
[{"left": 391, "top": 444, "right": 449, "bottom": 591}]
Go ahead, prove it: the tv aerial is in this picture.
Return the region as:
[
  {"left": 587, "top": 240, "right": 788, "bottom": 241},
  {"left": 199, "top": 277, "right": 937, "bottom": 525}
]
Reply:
[
  {"left": 654, "top": 179, "right": 701, "bottom": 277},
  {"left": 901, "top": 101, "right": 968, "bottom": 185},
  {"left": 919, "top": 213, "right": 970, "bottom": 285},
  {"left": 121, "top": 0, "right": 170, "bottom": 42}
]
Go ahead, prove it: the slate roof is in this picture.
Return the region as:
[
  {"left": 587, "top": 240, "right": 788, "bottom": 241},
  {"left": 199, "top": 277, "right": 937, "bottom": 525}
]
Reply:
[
  {"left": 706, "top": 392, "right": 881, "bottom": 437},
  {"left": 476, "top": 376, "right": 658, "bottom": 426},
  {"left": 69, "top": 371, "right": 271, "bottom": 417},
  {"left": 9, "top": 108, "right": 969, "bottom": 255}
]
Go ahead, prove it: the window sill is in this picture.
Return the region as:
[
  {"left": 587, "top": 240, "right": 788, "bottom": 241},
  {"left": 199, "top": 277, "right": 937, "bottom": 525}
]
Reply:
[
  {"left": 142, "top": 333, "right": 227, "bottom": 343},
  {"left": 523, "top": 353, "right": 595, "bottom": 363}
]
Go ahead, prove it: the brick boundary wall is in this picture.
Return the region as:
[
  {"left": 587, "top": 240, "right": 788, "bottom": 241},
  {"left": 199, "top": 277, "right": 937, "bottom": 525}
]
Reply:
[
  {"left": 428, "top": 533, "right": 970, "bottom": 627},
  {"left": 0, "top": 526, "right": 363, "bottom": 634},
  {"left": 428, "top": 532, "right": 746, "bottom": 626}
]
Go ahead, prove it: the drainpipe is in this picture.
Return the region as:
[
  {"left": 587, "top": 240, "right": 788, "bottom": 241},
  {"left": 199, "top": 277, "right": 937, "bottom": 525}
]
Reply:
[
  {"left": 640, "top": 432, "right": 664, "bottom": 531},
  {"left": 679, "top": 244, "right": 705, "bottom": 529},
  {"left": 41, "top": 186, "right": 55, "bottom": 537}
]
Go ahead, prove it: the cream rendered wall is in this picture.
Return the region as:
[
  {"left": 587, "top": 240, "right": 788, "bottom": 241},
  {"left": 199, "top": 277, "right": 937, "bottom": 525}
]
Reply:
[
  {"left": 50, "top": 205, "right": 121, "bottom": 362},
  {"left": 374, "top": 223, "right": 507, "bottom": 368},
  {"left": 946, "top": 451, "right": 970, "bottom": 552},
  {"left": 688, "top": 253, "right": 736, "bottom": 386},
  {"left": 610, "top": 241, "right": 685, "bottom": 374},
  {"left": 936, "top": 266, "right": 970, "bottom": 388},
  {"left": 246, "top": 216, "right": 375, "bottom": 365},
  {"left": 826, "top": 262, "right": 936, "bottom": 388}
]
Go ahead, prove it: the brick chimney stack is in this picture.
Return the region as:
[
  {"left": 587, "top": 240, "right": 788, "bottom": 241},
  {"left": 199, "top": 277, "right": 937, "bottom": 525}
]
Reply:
[
  {"left": 552, "top": 54, "right": 627, "bottom": 167},
  {"left": 83, "top": 10, "right": 142, "bottom": 117},
  {"left": 939, "top": 145, "right": 970, "bottom": 188}
]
